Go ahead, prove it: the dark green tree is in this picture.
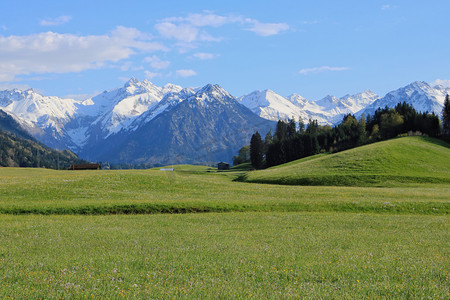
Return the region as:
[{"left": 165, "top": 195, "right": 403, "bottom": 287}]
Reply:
[
  {"left": 443, "top": 94, "right": 450, "bottom": 138},
  {"left": 232, "top": 145, "right": 250, "bottom": 165},
  {"left": 250, "top": 132, "right": 264, "bottom": 169},
  {"left": 275, "top": 120, "right": 287, "bottom": 142}
]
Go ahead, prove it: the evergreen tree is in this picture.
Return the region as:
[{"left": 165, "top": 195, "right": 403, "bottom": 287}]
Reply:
[
  {"left": 298, "top": 116, "right": 305, "bottom": 134},
  {"left": 275, "top": 120, "right": 287, "bottom": 142},
  {"left": 443, "top": 94, "right": 450, "bottom": 138},
  {"left": 287, "top": 118, "right": 297, "bottom": 139},
  {"left": 250, "top": 132, "right": 264, "bottom": 169}
]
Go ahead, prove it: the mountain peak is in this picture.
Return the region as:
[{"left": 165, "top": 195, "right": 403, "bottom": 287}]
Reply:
[
  {"left": 197, "top": 84, "right": 232, "bottom": 99},
  {"left": 125, "top": 77, "right": 140, "bottom": 87},
  {"left": 406, "top": 81, "right": 431, "bottom": 90}
]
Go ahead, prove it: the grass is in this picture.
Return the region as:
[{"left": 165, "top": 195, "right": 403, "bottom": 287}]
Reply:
[
  {"left": 238, "top": 136, "right": 450, "bottom": 186},
  {"left": 0, "top": 136, "right": 448, "bottom": 297},
  {"left": 0, "top": 212, "right": 448, "bottom": 299},
  {"left": 0, "top": 166, "right": 448, "bottom": 215}
]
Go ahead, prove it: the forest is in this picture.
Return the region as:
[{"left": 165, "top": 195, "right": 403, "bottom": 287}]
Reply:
[{"left": 240, "top": 98, "right": 450, "bottom": 169}]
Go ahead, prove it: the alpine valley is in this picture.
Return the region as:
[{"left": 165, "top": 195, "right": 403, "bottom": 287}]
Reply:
[{"left": 0, "top": 79, "right": 448, "bottom": 165}]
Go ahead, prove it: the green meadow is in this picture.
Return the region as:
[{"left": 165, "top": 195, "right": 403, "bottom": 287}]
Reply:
[
  {"left": 0, "top": 136, "right": 449, "bottom": 298},
  {"left": 239, "top": 136, "right": 450, "bottom": 186}
]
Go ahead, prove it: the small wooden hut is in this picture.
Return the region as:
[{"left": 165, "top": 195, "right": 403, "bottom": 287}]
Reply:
[
  {"left": 68, "top": 163, "right": 101, "bottom": 170},
  {"left": 217, "top": 162, "right": 230, "bottom": 170}
]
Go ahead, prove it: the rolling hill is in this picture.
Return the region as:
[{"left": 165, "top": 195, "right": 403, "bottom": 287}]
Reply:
[{"left": 238, "top": 136, "right": 450, "bottom": 186}]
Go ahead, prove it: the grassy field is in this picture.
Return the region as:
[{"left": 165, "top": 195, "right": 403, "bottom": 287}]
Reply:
[
  {"left": 0, "top": 213, "right": 448, "bottom": 298},
  {"left": 0, "top": 136, "right": 449, "bottom": 298},
  {"left": 0, "top": 166, "right": 448, "bottom": 215},
  {"left": 239, "top": 136, "right": 450, "bottom": 186}
]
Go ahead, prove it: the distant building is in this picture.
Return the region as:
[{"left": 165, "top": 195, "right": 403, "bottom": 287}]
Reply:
[
  {"left": 68, "top": 163, "right": 101, "bottom": 170},
  {"left": 217, "top": 162, "right": 230, "bottom": 170}
]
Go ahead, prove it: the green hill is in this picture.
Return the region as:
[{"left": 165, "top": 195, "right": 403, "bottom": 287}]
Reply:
[
  {"left": 238, "top": 136, "right": 450, "bottom": 187},
  {"left": 0, "top": 129, "right": 88, "bottom": 169}
]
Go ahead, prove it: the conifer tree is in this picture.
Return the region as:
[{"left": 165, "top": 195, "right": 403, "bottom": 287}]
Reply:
[
  {"left": 250, "top": 132, "right": 264, "bottom": 169},
  {"left": 443, "top": 94, "right": 450, "bottom": 137}
]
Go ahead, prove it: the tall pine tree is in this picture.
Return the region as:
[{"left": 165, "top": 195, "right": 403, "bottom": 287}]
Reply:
[
  {"left": 250, "top": 131, "right": 264, "bottom": 169},
  {"left": 443, "top": 94, "right": 450, "bottom": 138}
]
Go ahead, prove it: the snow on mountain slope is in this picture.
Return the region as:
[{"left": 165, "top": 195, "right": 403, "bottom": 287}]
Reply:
[
  {"left": 1, "top": 79, "right": 447, "bottom": 162},
  {"left": 313, "top": 90, "right": 380, "bottom": 123},
  {"left": 239, "top": 89, "right": 379, "bottom": 125},
  {"left": 356, "top": 81, "right": 448, "bottom": 118},
  {"left": 0, "top": 89, "right": 79, "bottom": 135},
  {"left": 81, "top": 83, "right": 275, "bottom": 164},
  {"left": 238, "top": 89, "right": 306, "bottom": 122},
  {"left": 129, "top": 87, "right": 195, "bottom": 130},
  {"left": 72, "top": 78, "right": 184, "bottom": 143}
]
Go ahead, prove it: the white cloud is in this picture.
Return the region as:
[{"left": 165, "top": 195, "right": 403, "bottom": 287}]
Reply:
[
  {"left": 144, "top": 55, "right": 170, "bottom": 69},
  {"left": 40, "top": 15, "right": 72, "bottom": 26},
  {"left": 155, "top": 12, "right": 289, "bottom": 45},
  {"left": 176, "top": 69, "right": 197, "bottom": 77},
  {"left": 432, "top": 79, "right": 450, "bottom": 88},
  {"left": 0, "top": 82, "right": 31, "bottom": 90},
  {"left": 164, "top": 13, "right": 237, "bottom": 28},
  {"left": 192, "top": 52, "right": 217, "bottom": 60},
  {"left": 0, "top": 26, "right": 166, "bottom": 81},
  {"left": 301, "top": 20, "right": 319, "bottom": 25},
  {"left": 299, "top": 66, "right": 350, "bottom": 75},
  {"left": 155, "top": 22, "right": 199, "bottom": 43},
  {"left": 381, "top": 4, "right": 391, "bottom": 10},
  {"left": 246, "top": 20, "right": 290, "bottom": 36},
  {"left": 144, "top": 70, "right": 161, "bottom": 80}
]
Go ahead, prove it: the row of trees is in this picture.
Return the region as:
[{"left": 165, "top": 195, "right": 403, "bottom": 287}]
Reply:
[{"left": 248, "top": 100, "right": 449, "bottom": 169}]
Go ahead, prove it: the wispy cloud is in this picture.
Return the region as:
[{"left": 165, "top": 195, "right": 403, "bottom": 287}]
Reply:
[
  {"left": 40, "top": 15, "right": 72, "bottom": 26},
  {"left": 301, "top": 20, "right": 319, "bottom": 25},
  {"left": 0, "top": 26, "right": 166, "bottom": 81},
  {"left": 381, "top": 4, "right": 391, "bottom": 10},
  {"left": 192, "top": 52, "right": 218, "bottom": 60},
  {"left": 144, "top": 70, "right": 161, "bottom": 80},
  {"left": 176, "top": 69, "right": 197, "bottom": 77},
  {"left": 246, "top": 20, "right": 290, "bottom": 36},
  {"left": 431, "top": 79, "right": 450, "bottom": 88},
  {"left": 0, "top": 82, "right": 31, "bottom": 90},
  {"left": 299, "top": 66, "right": 350, "bottom": 75},
  {"left": 155, "top": 12, "right": 290, "bottom": 46},
  {"left": 144, "top": 55, "right": 170, "bottom": 69}
]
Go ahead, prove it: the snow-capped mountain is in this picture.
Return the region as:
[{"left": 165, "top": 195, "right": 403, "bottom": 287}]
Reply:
[
  {"left": 238, "top": 89, "right": 302, "bottom": 121},
  {"left": 0, "top": 88, "right": 81, "bottom": 149},
  {"left": 238, "top": 89, "right": 379, "bottom": 125},
  {"left": 0, "top": 88, "right": 79, "bottom": 131},
  {"left": 79, "top": 84, "right": 274, "bottom": 164},
  {"left": 74, "top": 78, "right": 182, "bottom": 146},
  {"left": 1, "top": 79, "right": 448, "bottom": 165},
  {"left": 314, "top": 90, "right": 380, "bottom": 124},
  {"left": 129, "top": 87, "right": 196, "bottom": 131},
  {"left": 357, "top": 81, "right": 448, "bottom": 118}
]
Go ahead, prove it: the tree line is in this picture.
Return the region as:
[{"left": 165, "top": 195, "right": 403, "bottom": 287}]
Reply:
[
  {"left": 0, "top": 130, "right": 88, "bottom": 169},
  {"left": 244, "top": 99, "right": 450, "bottom": 169}
]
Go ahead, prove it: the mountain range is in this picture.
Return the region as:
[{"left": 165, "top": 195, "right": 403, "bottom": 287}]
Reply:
[{"left": 0, "top": 79, "right": 448, "bottom": 165}]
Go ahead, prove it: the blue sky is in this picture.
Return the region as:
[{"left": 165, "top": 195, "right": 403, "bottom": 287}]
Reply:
[{"left": 0, "top": 0, "right": 449, "bottom": 100}]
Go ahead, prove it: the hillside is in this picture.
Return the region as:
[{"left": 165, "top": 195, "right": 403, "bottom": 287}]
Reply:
[
  {"left": 0, "top": 109, "right": 35, "bottom": 140},
  {"left": 238, "top": 136, "right": 450, "bottom": 186},
  {"left": 0, "top": 129, "right": 88, "bottom": 168}
]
